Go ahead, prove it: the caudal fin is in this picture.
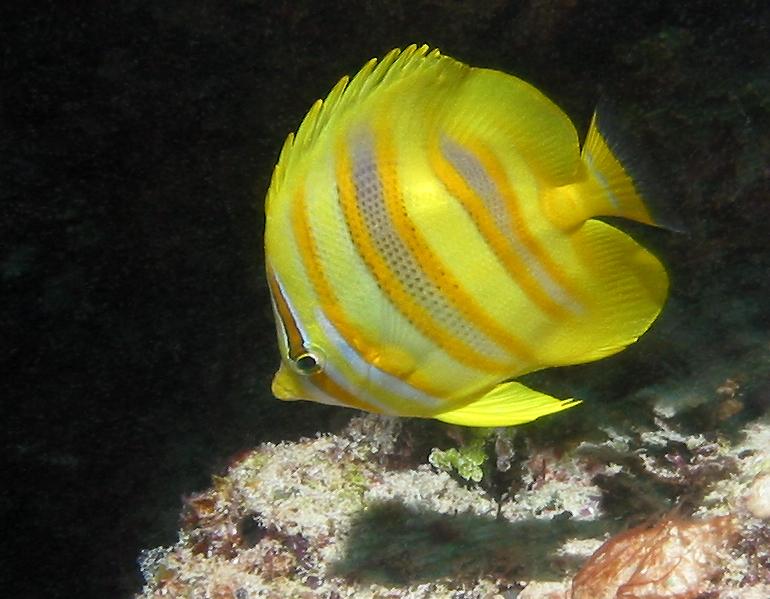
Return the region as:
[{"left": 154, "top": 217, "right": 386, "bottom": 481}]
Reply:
[{"left": 580, "top": 111, "right": 657, "bottom": 226}]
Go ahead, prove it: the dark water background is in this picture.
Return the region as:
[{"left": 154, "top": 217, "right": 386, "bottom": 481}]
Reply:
[{"left": 3, "top": 1, "right": 769, "bottom": 597}]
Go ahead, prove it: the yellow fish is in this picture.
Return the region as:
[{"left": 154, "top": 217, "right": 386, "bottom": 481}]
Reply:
[{"left": 263, "top": 44, "right": 668, "bottom": 427}]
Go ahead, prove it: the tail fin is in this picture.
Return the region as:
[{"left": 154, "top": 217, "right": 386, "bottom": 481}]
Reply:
[{"left": 580, "top": 111, "right": 657, "bottom": 226}]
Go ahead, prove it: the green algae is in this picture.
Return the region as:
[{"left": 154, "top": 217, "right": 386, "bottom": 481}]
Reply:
[{"left": 429, "top": 438, "right": 488, "bottom": 483}]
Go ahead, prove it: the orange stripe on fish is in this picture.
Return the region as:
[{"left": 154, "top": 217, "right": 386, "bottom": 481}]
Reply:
[
  {"left": 313, "top": 307, "right": 444, "bottom": 412},
  {"left": 430, "top": 136, "right": 568, "bottom": 318},
  {"left": 374, "top": 125, "right": 534, "bottom": 363},
  {"left": 289, "top": 184, "right": 450, "bottom": 398},
  {"left": 336, "top": 132, "right": 511, "bottom": 374},
  {"left": 437, "top": 134, "right": 582, "bottom": 315},
  {"left": 312, "top": 369, "right": 383, "bottom": 413},
  {"left": 469, "top": 139, "right": 584, "bottom": 311},
  {"left": 289, "top": 185, "right": 367, "bottom": 360}
]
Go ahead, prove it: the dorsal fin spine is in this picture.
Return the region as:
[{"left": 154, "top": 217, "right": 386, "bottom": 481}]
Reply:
[{"left": 268, "top": 45, "right": 454, "bottom": 205}]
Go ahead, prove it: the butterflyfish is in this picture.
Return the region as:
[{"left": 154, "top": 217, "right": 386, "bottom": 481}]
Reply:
[{"left": 263, "top": 44, "right": 668, "bottom": 427}]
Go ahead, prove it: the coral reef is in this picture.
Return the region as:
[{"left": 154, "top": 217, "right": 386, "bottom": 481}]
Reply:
[{"left": 137, "top": 388, "right": 770, "bottom": 598}]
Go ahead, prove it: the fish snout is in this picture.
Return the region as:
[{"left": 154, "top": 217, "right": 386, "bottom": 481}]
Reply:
[{"left": 271, "top": 364, "right": 303, "bottom": 401}]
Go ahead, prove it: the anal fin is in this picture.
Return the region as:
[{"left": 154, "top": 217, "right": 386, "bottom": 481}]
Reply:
[{"left": 435, "top": 381, "right": 581, "bottom": 427}]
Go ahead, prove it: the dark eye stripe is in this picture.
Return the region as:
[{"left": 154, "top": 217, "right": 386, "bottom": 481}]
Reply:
[{"left": 266, "top": 265, "right": 307, "bottom": 363}]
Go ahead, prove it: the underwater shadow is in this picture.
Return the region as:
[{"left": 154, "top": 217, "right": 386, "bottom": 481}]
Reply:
[{"left": 330, "top": 501, "right": 611, "bottom": 586}]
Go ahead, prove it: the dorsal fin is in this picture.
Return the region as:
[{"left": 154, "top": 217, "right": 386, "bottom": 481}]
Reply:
[{"left": 266, "top": 44, "right": 451, "bottom": 210}]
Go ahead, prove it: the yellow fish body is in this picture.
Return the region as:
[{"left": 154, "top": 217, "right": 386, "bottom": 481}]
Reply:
[{"left": 264, "top": 45, "right": 668, "bottom": 427}]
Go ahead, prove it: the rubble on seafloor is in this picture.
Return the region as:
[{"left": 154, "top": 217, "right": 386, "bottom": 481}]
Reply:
[{"left": 135, "top": 377, "right": 770, "bottom": 599}]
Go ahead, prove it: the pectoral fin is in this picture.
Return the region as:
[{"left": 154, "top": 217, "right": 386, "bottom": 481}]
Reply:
[{"left": 435, "top": 381, "right": 581, "bottom": 427}]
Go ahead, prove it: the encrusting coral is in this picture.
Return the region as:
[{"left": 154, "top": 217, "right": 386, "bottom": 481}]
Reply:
[{"left": 136, "top": 387, "right": 770, "bottom": 599}]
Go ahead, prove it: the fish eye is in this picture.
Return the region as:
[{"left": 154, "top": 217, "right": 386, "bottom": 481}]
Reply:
[{"left": 292, "top": 351, "right": 323, "bottom": 375}]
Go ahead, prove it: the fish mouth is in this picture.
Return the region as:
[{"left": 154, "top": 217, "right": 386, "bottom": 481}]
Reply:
[{"left": 271, "top": 364, "right": 302, "bottom": 401}]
